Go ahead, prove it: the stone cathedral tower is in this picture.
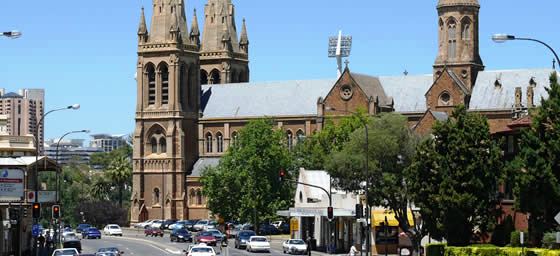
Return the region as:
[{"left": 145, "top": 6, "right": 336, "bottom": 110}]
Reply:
[
  {"left": 131, "top": 0, "right": 201, "bottom": 223},
  {"left": 434, "top": 0, "right": 484, "bottom": 91},
  {"left": 199, "top": 0, "right": 250, "bottom": 85}
]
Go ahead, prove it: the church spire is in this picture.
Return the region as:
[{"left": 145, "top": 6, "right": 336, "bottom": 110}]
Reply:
[
  {"left": 138, "top": 7, "right": 148, "bottom": 43},
  {"left": 201, "top": 0, "right": 240, "bottom": 53},
  {"left": 149, "top": 0, "right": 189, "bottom": 43},
  {"left": 239, "top": 18, "right": 249, "bottom": 54},
  {"left": 190, "top": 8, "right": 200, "bottom": 48}
]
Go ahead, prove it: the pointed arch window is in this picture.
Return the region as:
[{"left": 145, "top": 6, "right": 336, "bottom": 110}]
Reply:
[
  {"left": 448, "top": 19, "right": 457, "bottom": 59},
  {"left": 216, "top": 132, "right": 224, "bottom": 153},
  {"left": 296, "top": 130, "right": 305, "bottom": 144},
  {"left": 189, "top": 189, "right": 196, "bottom": 206},
  {"left": 231, "top": 131, "right": 239, "bottom": 147},
  {"left": 210, "top": 70, "right": 221, "bottom": 84},
  {"left": 196, "top": 189, "right": 203, "bottom": 205},
  {"left": 161, "top": 65, "right": 169, "bottom": 105},
  {"left": 461, "top": 19, "right": 471, "bottom": 41},
  {"left": 160, "top": 138, "right": 167, "bottom": 154},
  {"left": 201, "top": 70, "right": 209, "bottom": 85},
  {"left": 206, "top": 132, "right": 213, "bottom": 153},
  {"left": 153, "top": 188, "right": 160, "bottom": 205},
  {"left": 286, "top": 130, "right": 294, "bottom": 150},
  {"left": 151, "top": 137, "right": 158, "bottom": 154},
  {"left": 179, "top": 63, "right": 187, "bottom": 110},
  {"left": 147, "top": 65, "right": 156, "bottom": 105}
]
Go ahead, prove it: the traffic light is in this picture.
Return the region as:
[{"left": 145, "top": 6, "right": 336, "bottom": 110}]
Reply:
[
  {"left": 32, "top": 203, "right": 41, "bottom": 219},
  {"left": 355, "top": 204, "right": 363, "bottom": 218},
  {"left": 9, "top": 208, "right": 20, "bottom": 221},
  {"left": 22, "top": 207, "right": 28, "bottom": 218},
  {"left": 279, "top": 169, "right": 286, "bottom": 182},
  {"left": 52, "top": 205, "right": 61, "bottom": 219},
  {"left": 327, "top": 206, "right": 334, "bottom": 221}
]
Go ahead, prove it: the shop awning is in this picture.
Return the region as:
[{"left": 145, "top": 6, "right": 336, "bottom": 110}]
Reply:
[
  {"left": 371, "top": 209, "right": 415, "bottom": 227},
  {"left": 277, "top": 207, "right": 355, "bottom": 217}
]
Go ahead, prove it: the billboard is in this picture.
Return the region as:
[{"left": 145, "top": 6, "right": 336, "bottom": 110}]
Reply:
[{"left": 0, "top": 169, "right": 25, "bottom": 201}]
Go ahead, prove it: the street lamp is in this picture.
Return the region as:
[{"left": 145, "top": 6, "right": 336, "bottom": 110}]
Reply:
[
  {"left": 1, "top": 30, "right": 22, "bottom": 39},
  {"left": 492, "top": 34, "right": 560, "bottom": 68},
  {"left": 325, "top": 106, "right": 370, "bottom": 256}
]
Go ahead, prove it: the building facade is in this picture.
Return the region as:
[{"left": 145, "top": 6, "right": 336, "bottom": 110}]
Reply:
[
  {"left": 0, "top": 89, "right": 44, "bottom": 152},
  {"left": 90, "top": 134, "right": 128, "bottom": 152},
  {"left": 44, "top": 138, "right": 103, "bottom": 166},
  {"left": 131, "top": 0, "right": 554, "bottom": 223}
]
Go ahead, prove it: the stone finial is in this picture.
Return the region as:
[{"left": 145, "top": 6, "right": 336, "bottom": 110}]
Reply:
[
  {"left": 138, "top": 7, "right": 148, "bottom": 42},
  {"left": 514, "top": 87, "right": 522, "bottom": 108},
  {"left": 190, "top": 9, "right": 201, "bottom": 47},
  {"left": 527, "top": 85, "right": 535, "bottom": 108}
]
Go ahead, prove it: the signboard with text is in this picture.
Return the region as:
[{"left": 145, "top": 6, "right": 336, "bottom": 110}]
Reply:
[
  {"left": 0, "top": 169, "right": 24, "bottom": 201},
  {"left": 27, "top": 191, "right": 57, "bottom": 203}
]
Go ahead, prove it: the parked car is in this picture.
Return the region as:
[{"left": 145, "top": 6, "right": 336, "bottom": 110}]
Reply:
[
  {"left": 228, "top": 225, "right": 242, "bottom": 238},
  {"left": 103, "top": 224, "right": 123, "bottom": 236},
  {"left": 203, "top": 220, "right": 218, "bottom": 231},
  {"left": 207, "top": 229, "right": 225, "bottom": 242},
  {"left": 258, "top": 223, "right": 279, "bottom": 235},
  {"left": 272, "top": 221, "right": 284, "bottom": 228},
  {"left": 234, "top": 230, "right": 256, "bottom": 249},
  {"left": 169, "top": 220, "right": 186, "bottom": 230},
  {"left": 187, "top": 244, "right": 217, "bottom": 256},
  {"left": 82, "top": 227, "right": 102, "bottom": 239},
  {"left": 195, "top": 231, "right": 217, "bottom": 246},
  {"left": 193, "top": 219, "right": 209, "bottom": 231},
  {"left": 135, "top": 219, "right": 155, "bottom": 228},
  {"left": 52, "top": 248, "right": 79, "bottom": 256},
  {"left": 150, "top": 220, "right": 164, "bottom": 229},
  {"left": 282, "top": 239, "right": 308, "bottom": 254},
  {"left": 144, "top": 226, "right": 164, "bottom": 237},
  {"left": 162, "top": 219, "right": 178, "bottom": 230},
  {"left": 246, "top": 236, "right": 271, "bottom": 253},
  {"left": 62, "top": 233, "right": 82, "bottom": 253},
  {"left": 170, "top": 228, "right": 193, "bottom": 243},
  {"left": 278, "top": 222, "right": 290, "bottom": 234},
  {"left": 76, "top": 224, "right": 91, "bottom": 233}
]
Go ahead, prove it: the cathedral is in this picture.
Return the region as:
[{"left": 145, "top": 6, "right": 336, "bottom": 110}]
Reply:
[{"left": 131, "top": 0, "right": 555, "bottom": 223}]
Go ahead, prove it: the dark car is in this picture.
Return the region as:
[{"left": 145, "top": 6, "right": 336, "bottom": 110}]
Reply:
[
  {"left": 258, "top": 224, "right": 279, "bottom": 235},
  {"left": 97, "top": 247, "right": 124, "bottom": 255},
  {"left": 195, "top": 231, "right": 217, "bottom": 246},
  {"left": 234, "top": 230, "right": 256, "bottom": 249},
  {"left": 76, "top": 224, "right": 91, "bottom": 233},
  {"left": 170, "top": 228, "right": 192, "bottom": 243},
  {"left": 62, "top": 233, "right": 82, "bottom": 253},
  {"left": 162, "top": 219, "right": 178, "bottom": 230},
  {"left": 82, "top": 227, "right": 102, "bottom": 239},
  {"left": 278, "top": 222, "right": 290, "bottom": 234},
  {"left": 184, "top": 220, "right": 198, "bottom": 231},
  {"left": 144, "top": 226, "right": 164, "bottom": 237}
]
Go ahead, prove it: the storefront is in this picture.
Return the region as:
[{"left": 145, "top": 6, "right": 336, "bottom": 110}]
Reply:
[{"left": 371, "top": 208, "right": 415, "bottom": 255}]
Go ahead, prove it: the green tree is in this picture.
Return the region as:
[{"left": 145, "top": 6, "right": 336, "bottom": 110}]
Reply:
[
  {"left": 326, "top": 113, "right": 423, "bottom": 250},
  {"left": 408, "top": 105, "right": 503, "bottom": 246},
  {"left": 201, "top": 119, "right": 293, "bottom": 228},
  {"left": 511, "top": 72, "right": 560, "bottom": 245},
  {"left": 106, "top": 156, "right": 132, "bottom": 208}
]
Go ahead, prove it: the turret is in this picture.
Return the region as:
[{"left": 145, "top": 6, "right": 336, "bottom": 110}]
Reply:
[
  {"left": 239, "top": 18, "right": 249, "bottom": 54},
  {"left": 190, "top": 9, "right": 201, "bottom": 49},
  {"left": 138, "top": 7, "right": 148, "bottom": 43}
]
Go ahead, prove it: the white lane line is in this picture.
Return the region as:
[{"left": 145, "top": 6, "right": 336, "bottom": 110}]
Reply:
[
  {"left": 165, "top": 248, "right": 183, "bottom": 254},
  {"left": 105, "top": 236, "right": 172, "bottom": 255}
]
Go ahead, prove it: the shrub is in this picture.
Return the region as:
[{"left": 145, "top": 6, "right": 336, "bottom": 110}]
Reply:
[
  {"left": 543, "top": 232, "right": 560, "bottom": 249},
  {"left": 426, "top": 243, "right": 446, "bottom": 256},
  {"left": 511, "top": 231, "right": 522, "bottom": 247}
]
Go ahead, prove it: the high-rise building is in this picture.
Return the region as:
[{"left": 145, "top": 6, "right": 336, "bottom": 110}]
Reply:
[
  {"left": 44, "top": 138, "right": 103, "bottom": 166},
  {"left": 90, "top": 134, "right": 128, "bottom": 152},
  {"left": 0, "top": 89, "right": 44, "bottom": 152}
]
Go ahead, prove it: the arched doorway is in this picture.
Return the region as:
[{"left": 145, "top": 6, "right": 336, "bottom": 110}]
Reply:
[{"left": 139, "top": 204, "right": 149, "bottom": 222}]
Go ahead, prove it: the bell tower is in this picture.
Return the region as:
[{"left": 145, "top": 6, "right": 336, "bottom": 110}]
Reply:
[
  {"left": 131, "top": 0, "right": 200, "bottom": 223},
  {"left": 198, "top": 0, "right": 250, "bottom": 85},
  {"left": 434, "top": 0, "right": 484, "bottom": 91}
]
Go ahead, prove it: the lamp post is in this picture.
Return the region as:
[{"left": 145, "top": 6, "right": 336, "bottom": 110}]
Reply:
[
  {"left": 1, "top": 30, "right": 22, "bottom": 39},
  {"left": 33, "top": 104, "right": 79, "bottom": 254},
  {"left": 324, "top": 107, "right": 370, "bottom": 256},
  {"left": 492, "top": 34, "right": 560, "bottom": 69}
]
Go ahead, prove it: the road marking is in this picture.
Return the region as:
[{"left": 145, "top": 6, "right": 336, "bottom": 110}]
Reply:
[
  {"left": 166, "top": 248, "right": 183, "bottom": 254},
  {"left": 104, "top": 236, "right": 173, "bottom": 255}
]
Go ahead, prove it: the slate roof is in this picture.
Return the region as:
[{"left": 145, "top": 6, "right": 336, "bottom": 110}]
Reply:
[
  {"left": 379, "top": 74, "right": 434, "bottom": 113},
  {"left": 191, "top": 157, "right": 220, "bottom": 177},
  {"left": 431, "top": 111, "right": 449, "bottom": 121},
  {"left": 350, "top": 73, "right": 391, "bottom": 106}
]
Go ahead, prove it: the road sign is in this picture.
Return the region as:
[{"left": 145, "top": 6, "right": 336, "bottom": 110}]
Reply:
[
  {"left": 32, "top": 224, "right": 40, "bottom": 237},
  {"left": 0, "top": 169, "right": 24, "bottom": 201},
  {"left": 555, "top": 211, "right": 560, "bottom": 224}
]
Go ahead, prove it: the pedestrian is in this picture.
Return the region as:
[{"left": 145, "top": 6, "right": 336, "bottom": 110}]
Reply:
[
  {"left": 38, "top": 234, "right": 45, "bottom": 249},
  {"left": 348, "top": 243, "right": 359, "bottom": 256}
]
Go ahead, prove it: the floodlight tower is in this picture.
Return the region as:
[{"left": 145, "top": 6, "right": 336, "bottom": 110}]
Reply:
[{"left": 328, "top": 30, "right": 353, "bottom": 77}]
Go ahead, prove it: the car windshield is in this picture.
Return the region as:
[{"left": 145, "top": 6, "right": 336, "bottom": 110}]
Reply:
[
  {"left": 239, "top": 232, "right": 255, "bottom": 237},
  {"left": 64, "top": 234, "right": 79, "bottom": 240},
  {"left": 252, "top": 237, "right": 267, "bottom": 242},
  {"left": 98, "top": 248, "right": 119, "bottom": 252},
  {"left": 54, "top": 250, "right": 78, "bottom": 255},
  {"left": 191, "top": 248, "right": 213, "bottom": 253},
  {"left": 176, "top": 230, "right": 189, "bottom": 234},
  {"left": 109, "top": 226, "right": 120, "bottom": 229},
  {"left": 290, "top": 240, "right": 305, "bottom": 244},
  {"left": 209, "top": 230, "right": 221, "bottom": 235},
  {"left": 199, "top": 232, "right": 213, "bottom": 236},
  {"left": 88, "top": 228, "right": 99, "bottom": 232}
]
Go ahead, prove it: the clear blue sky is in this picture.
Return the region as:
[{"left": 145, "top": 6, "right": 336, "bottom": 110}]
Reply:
[{"left": 0, "top": 1, "right": 558, "bottom": 142}]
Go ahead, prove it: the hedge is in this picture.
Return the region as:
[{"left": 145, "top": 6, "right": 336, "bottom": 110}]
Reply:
[
  {"left": 445, "top": 246, "right": 560, "bottom": 256},
  {"left": 426, "top": 243, "right": 446, "bottom": 256}
]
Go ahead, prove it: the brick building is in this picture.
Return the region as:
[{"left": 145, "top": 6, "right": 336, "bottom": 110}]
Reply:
[{"left": 131, "top": 0, "right": 555, "bottom": 223}]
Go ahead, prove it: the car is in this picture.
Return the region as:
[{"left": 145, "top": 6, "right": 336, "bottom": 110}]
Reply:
[
  {"left": 195, "top": 231, "right": 217, "bottom": 246},
  {"left": 272, "top": 221, "right": 284, "bottom": 228},
  {"left": 202, "top": 220, "right": 218, "bottom": 231},
  {"left": 282, "top": 239, "right": 308, "bottom": 254},
  {"left": 82, "top": 227, "right": 102, "bottom": 239},
  {"left": 187, "top": 244, "right": 218, "bottom": 256},
  {"left": 62, "top": 233, "right": 82, "bottom": 253},
  {"left": 173, "top": 219, "right": 198, "bottom": 231},
  {"left": 162, "top": 219, "right": 178, "bottom": 230},
  {"left": 52, "top": 248, "right": 80, "bottom": 256},
  {"left": 144, "top": 226, "right": 164, "bottom": 237},
  {"left": 258, "top": 223, "right": 279, "bottom": 235},
  {"left": 170, "top": 228, "right": 193, "bottom": 243},
  {"left": 193, "top": 220, "right": 209, "bottom": 231},
  {"left": 246, "top": 236, "right": 271, "bottom": 253},
  {"left": 150, "top": 219, "right": 164, "bottom": 229},
  {"left": 103, "top": 224, "right": 123, "bottom": 236},
  {"left": 234, "top": 230, "right": 256, "bottom": 249},
  {"left": 135, "top": 219, "right": 155, "bottom": 228},
  {"left": 168, "top": 220, "right": 186, "bottom": 230},
  {"left": 278, "top": 222, "right": 290, "bottom": 234},
  {"left": 97, "top": 247, "right": 124, "bottom": 255},
  {"left": 95, "top": 253, "right": 119, "bottom": 256},
  {"left": 228, "top": 225, "right": 242, "bottom": 238},
  {"left": 76, "top": 224, "right": 91, "bottom": 233},
  {"left": 207, "top": 229, "right": 225, "bottom": 242}
]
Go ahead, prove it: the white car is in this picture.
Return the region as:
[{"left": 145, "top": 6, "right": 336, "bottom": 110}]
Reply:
[
  {"left": 282, "top": 239, "right": 308, "bottom": 254},
  {"left": 52, "top": 248, "right": 79, "bottom": 256},
  {"left": 193, "top": 220, "right": 209, "bottom": 231},
  {"left": 187, "top": 244, "right": 217, "bottom": 256},
  {"left": 103, "top": 224, "right": 123, "bottom": 236},
  {"left": 150, "top": 220, "right": 163, "bottom": 229},
  {"left": 135, "top": 219, "right": 155, "bottom": 228},
  {"left": 246, "top": 236, "right": 271, "bottom": 253}
]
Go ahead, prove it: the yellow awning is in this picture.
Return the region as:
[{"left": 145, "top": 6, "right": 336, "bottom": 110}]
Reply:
[{"left": 371, "top": 209, "right": 415, "bottom": 227}]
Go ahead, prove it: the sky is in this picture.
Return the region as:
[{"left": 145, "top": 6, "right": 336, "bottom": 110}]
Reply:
[{"left": 0, "top": 1, "right": 558, "bottom": 142}]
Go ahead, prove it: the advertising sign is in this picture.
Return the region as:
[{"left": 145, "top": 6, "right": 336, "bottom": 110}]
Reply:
[
  {"left": 0, "top": 169, "right": 24, "bottom": 201},
  {"left": 27, "top": 191, "right": 57, "bottom": 203}
]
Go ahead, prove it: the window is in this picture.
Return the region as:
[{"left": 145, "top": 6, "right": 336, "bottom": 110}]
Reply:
[
  {"left": 196, "top": 189, "right": 203, "bottom": 205},
  {"left": 507, "top": 135, "right": 515, "bottom": 154},
  {"left": 216, "top": 132, "right": 224, "bottom": 153},
  {"left": 154, "top": 188, "right": 160, "bottom": 205},
  {"left": 161, "top": 65, "right": 169, "bottom": 105},
  {"left": 147, "top": 65, "right": 156, "bottom": 105},
  {"left": 461, "top": 19, "right": 471, "bottom": 41},
  {"left": 296, "top": 130, "right": 305, "bottom": 144},
  {"left": 201, "top": 70, "right": 209, "bottom": 85},
  {"left": 189, "top": 189, "right": 196, "bottom": 206},
  {"left": 231, "top": 131, "right": 239, "bottom": 147},
  {"left": 151, "top": 137, "right": 158, "bottom": 154},
  {"left": 179, "top": 64, "right": 186, "bottom": 110},
  {"left": 448, "top": 19, "right": 457, "bottom": 59},
  {"left": 210, "top": 70, "right": 221, "bottom": 84},
  {"left": 206, "top": 132, "right": 213, "bottom": 153},
  {"left": 160, "top": 138, "right": 167, "bottom": 154},
  {"left": 286, "top": 131, "right": 294, "bottom": 150},
  {"left": 439, "top": 92, "right": 451, "bottom": 106}
]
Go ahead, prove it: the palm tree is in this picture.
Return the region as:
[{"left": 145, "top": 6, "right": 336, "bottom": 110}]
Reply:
[
  {"left": 106, "top": 156, "right": 132, "bottom": 208},
  {"left": 91, "top": 176, "right": 111, "bottom": 201}
]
